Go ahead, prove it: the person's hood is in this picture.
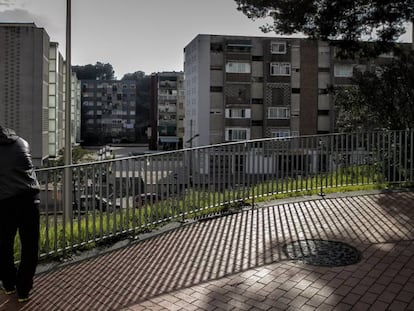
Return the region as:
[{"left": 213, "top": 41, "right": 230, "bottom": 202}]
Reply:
[{"left": 0, "top": 125, "right": 18, "bottom": 144}]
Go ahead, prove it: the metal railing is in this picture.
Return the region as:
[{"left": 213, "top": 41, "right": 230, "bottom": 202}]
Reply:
[{"left": 34, "top": 130, "right": 414, "bottom": 260}]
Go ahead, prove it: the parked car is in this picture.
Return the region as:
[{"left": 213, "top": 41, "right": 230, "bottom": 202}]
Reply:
[
  {"left": 134, "top": 193, "right": 159, "bottom": 208},
  {"left": 75, "top": 194, "right": 121, "bottom": 212}
]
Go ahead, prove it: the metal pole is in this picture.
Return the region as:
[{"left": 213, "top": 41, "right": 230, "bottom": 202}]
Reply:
[{"left": 64, "top": 0, "right": 72, "bottom": 220}]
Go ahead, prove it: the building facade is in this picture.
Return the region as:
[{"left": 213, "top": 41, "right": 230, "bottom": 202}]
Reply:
[
  {"left": 0, "top": 23, "right": 81, "bottom": 166},
  {"left": 0, "top": 23, "right": 50, "bottom": 165},
  {"left": 156, "top": 72, "right": 185, "bottom": 150},
  {"left": 48, "top": 42, "right": 65, "bottom": 158},
  {"left": 183, "top": 34, "right": 398, "bottom": 147},
  {"left": 80, "top": 80, "right": 149, "bottom": 145}
]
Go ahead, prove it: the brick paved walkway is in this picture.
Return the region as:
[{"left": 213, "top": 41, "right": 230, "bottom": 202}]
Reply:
[{"left": 1, "top": 191, "right": 414, "bottom": 310}]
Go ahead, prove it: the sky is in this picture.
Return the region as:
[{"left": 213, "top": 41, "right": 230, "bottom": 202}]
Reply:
[{"left": 0, "top": 0, "right": 412, "bottom": 79}]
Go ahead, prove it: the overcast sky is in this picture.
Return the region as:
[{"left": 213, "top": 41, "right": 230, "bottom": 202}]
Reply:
[{"left": 0, "top": 0, "right": 412, "bottom": 79}]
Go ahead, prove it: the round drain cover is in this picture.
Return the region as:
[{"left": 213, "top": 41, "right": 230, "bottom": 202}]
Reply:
[{"left": 283, "top": 239, "right": 361, "bottom": 267}]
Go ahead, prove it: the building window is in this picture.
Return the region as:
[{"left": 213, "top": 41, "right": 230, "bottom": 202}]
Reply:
[
  {"left": 225, "top": 108, "right": 251, "bottom": 119},
  {"left": 225, "top": 128, "right": 250, "bottom": 141},
  {"left": 271, "top": 129, "right": 291, "bottom": 138},
  {"left": 225, "top": 62, "right": 251, "bottom": 74},
  {"left": 270, "top": 63, "right": 291, "bottom": 76},
  {"left": 210, "top": 86, "right": 223, "bottom": 92},
  {"left": 334, "top": 64, "right": 354, "bottom": 77},
  {"left": 270, "top": 41, "right": 287, "bottom": 54},
  {"left": 268, "top": 107, "right": 290, "bottom": 119}
]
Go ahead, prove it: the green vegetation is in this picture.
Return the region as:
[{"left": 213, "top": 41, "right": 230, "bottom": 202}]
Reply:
[
  {"left": 47, "top": 146, "right": 95, "bottom": 167},
  {"left": 235, "top": 0, "right": 413, "bottom": 58}
]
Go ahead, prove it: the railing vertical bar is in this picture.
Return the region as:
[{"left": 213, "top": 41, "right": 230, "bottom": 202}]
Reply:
[
  {"left": 411, "top": 130, "right": 413, "bottom": 183},
  {"left": 237, "top": 144, "right": 242, "bottom": 202},
  {"left": 404, "top": 130, "right": 408, "bottom": 183},
  {"left": 326, "top": 135, "right": 329, "bottom": 189},
  {"left": 192, "top": 148, "right": 196, "bottom": 218},
  {"left": 400, "top": 130, "right": 404, "bottom": 183},
  {"left": 212, "top": 149, "right": 216, "bottom": 209},
  {"left": 163, "top": 153, "right": 168, "bottom": 220},
  {"left": 396, "top": 131, "right": 400, "bottom": 183},
  {"left": 331, "top": 135, "right": 334, "bottom": 188},
  {"left": 261, "top": 141, "right": 265, "bottom": 197},
  {"left": 206, "top": 149, "right": 210, "bottom": 211},
  {"left": 272, "top": 141, "right": 276, "bottom": 194},
  {"left": 356, "top": 133, "right": 360, "bottom": 185},
  {"left": 305, "top": 137, "right": 309, "bottom": 191},
  {"left": 294, "top": 138, "right": 299, "bottom": 192},
  {"left": 105, "top": 162, "right": 110, "bottom": 237},
  {"left": 121, "top": 160, "right": 125, "bottom": 231},
  {"left": 137, "top": 158, "right": 143, "bottom": 230},
  {"left": 43, "top": 171, "right": 50, "bottom": 255},
  {"left": 311, "top": 136, "right": 315, "bottom": 191},
  {"left": 131, "top": 159, "right": 136, "bottom": 234},
  {"left": 231, "top": 145, "right": 234, "bottom": 204},
  {"left": 221, "top": 148, "right": 225, "bottom": 207},
  {"left": 99, "top": 163, "right": 104, "bottom": 233},
  {"left": 150, "top": 156, "right": 155, "bottom": 223},
  {"left": 90, "top": 165, "right": 95, "bottom": 241},
  {"left": 85, "top": 166, "right": 91, "bottom": 243},
  {"left": 155, "top": 155, "right": 161, "bottom": 223},
  {"left": 296, "top": 137, "right": 306, "bottom": 190},
  {"left": 378, "top": 131, "right": 383, "bottom": 183},
  {"left": 247, "top": 142, "right": 252, "bottom": 203},
  {"left": 185, "top": 150, "right": 189, "bottom": 217},
  {"left": 289, "top": 139, "right": 293, "bottom": 193},
  {"left": 125, "top": 159, "right": 130, "bottom": 230},
  {"left": 344, "top": 133, "right": 348, "bottom": 186},
  {"left": 98, "top": 163, "right": 103, "bottom": 238},
  {"left": 53, "top": 171, "right": 58, "bottom": 253},
  {"left": 366, "top": 132, "right": 370, "bottom": 185}
]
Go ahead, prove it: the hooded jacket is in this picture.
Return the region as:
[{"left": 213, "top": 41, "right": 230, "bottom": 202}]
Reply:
[{"left": 0, "top": 126, "right": 40, "bottom": 201}]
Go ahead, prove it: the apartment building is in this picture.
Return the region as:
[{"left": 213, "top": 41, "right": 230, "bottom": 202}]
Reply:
[
  {"left": 183, "top": 34, "right": 400, "bottom": 147},
  {"left": 154, "top": 72, "right": 185, "bottom": 150},
  {"left": 80, "top": 80, "right": 149, "bottom": 145},
  {"left": 48, "top": 42, "right": 65, "bottom": 158},
  {"left": 0, "top": 23, "right": 50, "bottom": 166},
  {"left": 0, "top": 23, "right": 81, "bottom": 165}
]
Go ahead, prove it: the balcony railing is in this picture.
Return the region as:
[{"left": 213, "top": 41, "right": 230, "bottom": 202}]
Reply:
[{"left": 34, "top": 130, "right": 414, "bottom": 260}]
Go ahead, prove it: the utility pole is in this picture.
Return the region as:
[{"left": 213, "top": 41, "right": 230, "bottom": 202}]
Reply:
[{"left": 64, "top": 0, "right": 72, "bottom": 221}]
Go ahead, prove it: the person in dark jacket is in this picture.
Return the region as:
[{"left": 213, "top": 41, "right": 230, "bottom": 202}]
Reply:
[{"left": 0, "top": 125, "right": 40, "bottom": 303}]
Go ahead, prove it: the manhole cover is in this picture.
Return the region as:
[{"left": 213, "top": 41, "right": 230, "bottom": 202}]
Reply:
[{"left": 283, "top": 239, "right": 361, "bottom": 267}]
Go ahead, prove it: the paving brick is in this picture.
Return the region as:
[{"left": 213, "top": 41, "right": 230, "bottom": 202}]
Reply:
[
  {"left": 395, "top": 290, "right": 413, "bottom": 303},
  {"left": 288, "top": 295, "right": 309, "bottom": 308},
  {"left": 341, "top": 292, "right": 361, "bottom": 305},
  {"left": 370, "top": 300, "right": 390, "bottom": 311},
  {"left": 9, "top": 192, "right": 413, "bottom": 311},
  {"left": 306, "top": 294, "right": 326, "bottom": 307}
]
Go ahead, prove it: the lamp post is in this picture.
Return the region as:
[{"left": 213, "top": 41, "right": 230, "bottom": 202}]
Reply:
[{"left": 64, "top": 0, "right": 72, "bottom": 221}]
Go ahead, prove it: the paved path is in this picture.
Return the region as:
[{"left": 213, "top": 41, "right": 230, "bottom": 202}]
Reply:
[{"left": 1, "top": 191, "right": 414, "bottom": 310}]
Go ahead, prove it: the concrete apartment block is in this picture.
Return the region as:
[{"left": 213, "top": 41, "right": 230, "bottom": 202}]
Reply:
[
  {"left": 183, "top": 34, "right": 409, "bottom": 147},
  {"left": 0, "top": 23, "right": 50, "bottom": 166}
]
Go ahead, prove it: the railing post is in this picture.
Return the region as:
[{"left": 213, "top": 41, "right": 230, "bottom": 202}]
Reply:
[{"left": 319, "top": 139, "right": 325, "bottom": 197}]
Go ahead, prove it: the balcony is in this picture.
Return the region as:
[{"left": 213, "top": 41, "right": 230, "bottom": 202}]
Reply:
[{"left": 2, "top": 130, "right": 414, "bottom": 309}]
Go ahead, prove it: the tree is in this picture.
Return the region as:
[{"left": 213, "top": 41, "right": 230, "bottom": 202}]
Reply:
[
  {"left": 235, "top": 0, "right": 413, "bottom": 57},
  {"left": 72, "top": 62, "right": 115, "bottom": 80},
  {"left": 121, "top": 71, "right": 146, "bottom": 80},
  {"left": 335, "top": 50, "right": 414, "bottom": 131}
]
